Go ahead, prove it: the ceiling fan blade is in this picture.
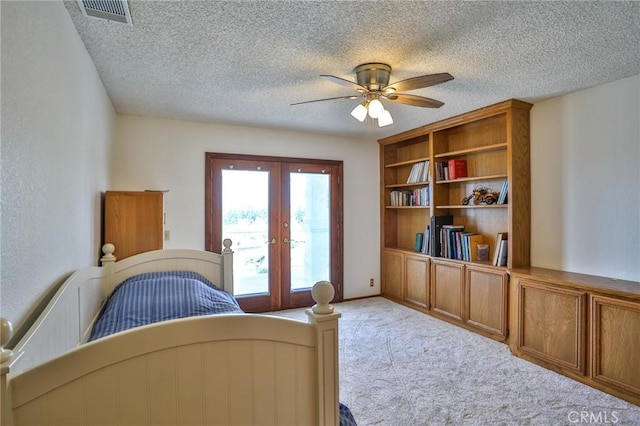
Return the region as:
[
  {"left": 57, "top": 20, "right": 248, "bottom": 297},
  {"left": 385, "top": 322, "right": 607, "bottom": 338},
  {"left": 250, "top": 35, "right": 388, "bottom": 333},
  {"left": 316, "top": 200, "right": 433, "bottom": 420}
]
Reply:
[
  {"left": 386, "top": 73, "right": 454, "bottom": 92},
  {"left": 385, "top": 93, "right": 444, "bottom": 108},
  {"left": 321, "top": 75, "right": 366, "bottom": 91},
  {"left": 290, "top": 95, "right": 359, "bottom": 106}
]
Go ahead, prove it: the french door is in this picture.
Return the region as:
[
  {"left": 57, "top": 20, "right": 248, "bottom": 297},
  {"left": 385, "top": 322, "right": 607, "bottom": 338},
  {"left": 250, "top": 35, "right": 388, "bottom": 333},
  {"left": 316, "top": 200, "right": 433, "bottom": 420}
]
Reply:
[{"left": 205, "top": 153, "right": 343, "bottom": 312}]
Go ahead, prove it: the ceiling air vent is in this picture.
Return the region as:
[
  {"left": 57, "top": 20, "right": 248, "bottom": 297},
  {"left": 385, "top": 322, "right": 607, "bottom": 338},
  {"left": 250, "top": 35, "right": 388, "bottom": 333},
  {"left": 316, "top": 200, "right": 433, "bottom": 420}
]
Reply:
[{"left": 77, "top": 0, "right": 132, "bottom": 25}]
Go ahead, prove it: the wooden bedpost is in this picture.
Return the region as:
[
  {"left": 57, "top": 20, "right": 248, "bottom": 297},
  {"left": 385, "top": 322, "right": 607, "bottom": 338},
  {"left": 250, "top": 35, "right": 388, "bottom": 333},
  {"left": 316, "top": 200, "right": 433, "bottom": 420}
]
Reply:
[
  {"left": 101, "top": 243, "right": 116, "bottom": 298},
  {"left": 306, "top": 281, "right": 341, "bottom": 426},
  {"left": 221, "top": 238, "right": 234, "bottom": 294}
]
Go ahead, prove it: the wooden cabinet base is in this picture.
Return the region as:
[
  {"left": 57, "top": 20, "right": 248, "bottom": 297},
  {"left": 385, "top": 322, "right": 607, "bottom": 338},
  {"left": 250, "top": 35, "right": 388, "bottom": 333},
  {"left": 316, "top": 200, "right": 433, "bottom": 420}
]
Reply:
[
  {"left": 383, "top": 263, "right": 640, "bottom": 406},
  {"left": 511, "top": 268, "right": 640, "bottom": 407},
  {"left": 508, "top": 348, "right": 640, "bottom": 407},
  {"left": 382, "top": 255, "right": 508, "bottom": 342}
]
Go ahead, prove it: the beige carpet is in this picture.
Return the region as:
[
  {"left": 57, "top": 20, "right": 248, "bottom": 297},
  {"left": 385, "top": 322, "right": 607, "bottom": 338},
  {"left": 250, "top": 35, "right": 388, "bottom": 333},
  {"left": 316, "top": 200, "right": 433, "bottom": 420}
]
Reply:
[{"left": 273, "top": 297, "right": 640, "bottom": 426}]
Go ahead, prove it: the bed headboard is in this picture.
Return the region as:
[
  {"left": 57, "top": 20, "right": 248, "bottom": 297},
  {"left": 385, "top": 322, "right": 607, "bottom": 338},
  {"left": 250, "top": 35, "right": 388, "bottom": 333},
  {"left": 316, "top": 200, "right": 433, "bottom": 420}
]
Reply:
[
  {"left": 2, "top": 241, "right": 234, "bottom": 377},
  {"left": 100, "top": 238, "right": 234, "bottom": 297}
]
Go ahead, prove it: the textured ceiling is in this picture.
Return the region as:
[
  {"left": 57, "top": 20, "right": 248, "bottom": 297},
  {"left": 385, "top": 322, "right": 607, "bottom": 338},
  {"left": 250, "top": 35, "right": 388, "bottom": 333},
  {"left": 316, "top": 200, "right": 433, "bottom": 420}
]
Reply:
[{"left": 64, "top": 1, "right": 640, "bottom": 140}]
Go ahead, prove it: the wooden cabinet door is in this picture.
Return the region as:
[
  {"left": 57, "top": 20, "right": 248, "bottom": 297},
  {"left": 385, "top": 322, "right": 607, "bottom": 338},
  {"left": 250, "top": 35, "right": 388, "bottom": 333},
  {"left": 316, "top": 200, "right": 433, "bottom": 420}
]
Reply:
[
  {"left": 517, "top": 279, "right": 587, "bottom": 374},
  {"left": 465, "top": 265, "right": 508, "bottom": 338},
  {"left": 105, "top": 191, "right": 163, "bottom": 260},
  {"left": 382, "top": 250, "right": 404, "bottom": 301},
  {"left": 404, "top": 254, "right": 429, "bottom": 309},
  {"left": 591, "top": 295, "right": 640, "bottom": 397},
  {"left": 431, "top": 259, "right": 464, "bottom": 321}
]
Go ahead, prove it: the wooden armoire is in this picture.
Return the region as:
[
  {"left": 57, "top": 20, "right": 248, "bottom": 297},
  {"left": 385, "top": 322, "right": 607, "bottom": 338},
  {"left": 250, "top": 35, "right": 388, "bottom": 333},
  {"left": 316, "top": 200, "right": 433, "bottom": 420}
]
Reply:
[{"left": 104, "top": 191, "right": 164, "bottom": 260}]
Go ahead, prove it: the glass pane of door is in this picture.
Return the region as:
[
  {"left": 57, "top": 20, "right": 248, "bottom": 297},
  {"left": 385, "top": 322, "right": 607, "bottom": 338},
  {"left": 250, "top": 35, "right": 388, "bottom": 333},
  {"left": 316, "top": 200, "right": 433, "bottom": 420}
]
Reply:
[
  {"left": 221, "top": 169, "right": 270, "bottom": 296},
  {"left": 289, "top": 172, "right": 330, "bottom": 291}
]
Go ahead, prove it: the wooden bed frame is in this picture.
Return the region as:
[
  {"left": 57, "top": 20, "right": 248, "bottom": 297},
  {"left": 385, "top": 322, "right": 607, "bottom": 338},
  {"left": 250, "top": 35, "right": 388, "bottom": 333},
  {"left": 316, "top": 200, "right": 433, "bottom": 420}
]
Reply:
[{"left": 0, "top": 240, "right": 341, "bottom": 425}]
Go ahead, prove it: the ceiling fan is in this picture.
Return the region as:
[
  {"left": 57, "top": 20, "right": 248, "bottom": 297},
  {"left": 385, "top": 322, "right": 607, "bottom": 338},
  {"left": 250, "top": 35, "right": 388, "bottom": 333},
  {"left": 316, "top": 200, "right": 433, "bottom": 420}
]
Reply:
[{"left": 291, "top": 63, "right": 454, "bottom": 127}]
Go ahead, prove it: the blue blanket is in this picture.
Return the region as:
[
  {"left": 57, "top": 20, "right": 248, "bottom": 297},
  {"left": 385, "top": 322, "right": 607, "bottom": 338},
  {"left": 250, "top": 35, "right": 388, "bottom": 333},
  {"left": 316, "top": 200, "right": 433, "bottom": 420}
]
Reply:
[
  {"left": 89, "top": 270, "right": 357, "bottom": 424},
  {"left": 89, "top": 271, "right": 242, "bottom": 341}
]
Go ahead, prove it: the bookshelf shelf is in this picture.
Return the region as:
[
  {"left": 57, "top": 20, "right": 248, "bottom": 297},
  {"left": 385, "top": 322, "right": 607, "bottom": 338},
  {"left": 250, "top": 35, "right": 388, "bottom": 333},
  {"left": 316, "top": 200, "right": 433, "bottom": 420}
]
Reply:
[
  {"left": 436, "top": 174, "right": 507, "bottom": 184},
  {"left": 385, "top": 156, "right": 431, "bottom": 168},
  {"left": 386, "top": 181, "right": 430, "bottom": 189},
  {"left": 385, "top": 205, "right": 430, "bottom": 209},
  {"left": 436, "top": 204, "right": 507, "bottom": 209},
  {"left": 433, "top": 143, "right": 507, "bottom": 159}
]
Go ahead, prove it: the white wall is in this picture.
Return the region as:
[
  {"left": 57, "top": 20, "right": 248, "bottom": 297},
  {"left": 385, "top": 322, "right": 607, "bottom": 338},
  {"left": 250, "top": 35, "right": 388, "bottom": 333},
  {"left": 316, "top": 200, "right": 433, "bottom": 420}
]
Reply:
[
  {"left": 113, "top": 116, "right": 380, "bottom": 299},
  {"left": 0, "top": 1, "right": 115, "bottom": 332},
  {"left": 530, "top": 74, "right": 640, "bottom": 281}
]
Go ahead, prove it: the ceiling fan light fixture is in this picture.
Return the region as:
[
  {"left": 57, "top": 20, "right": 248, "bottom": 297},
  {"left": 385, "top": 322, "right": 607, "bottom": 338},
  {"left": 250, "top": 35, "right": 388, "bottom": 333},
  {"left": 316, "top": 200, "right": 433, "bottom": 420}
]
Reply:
[
  {"left": 368, "top": 99, "right": 384, "bottom": 119},
  {"left": 350, "top": 102, "right": 368, "bottom": 122},
  {"left": 378, "top": 110, "right": 393, "bottom": 127},
  {"left": 295, "top": 63, "right": 452, "bottom": 129}
]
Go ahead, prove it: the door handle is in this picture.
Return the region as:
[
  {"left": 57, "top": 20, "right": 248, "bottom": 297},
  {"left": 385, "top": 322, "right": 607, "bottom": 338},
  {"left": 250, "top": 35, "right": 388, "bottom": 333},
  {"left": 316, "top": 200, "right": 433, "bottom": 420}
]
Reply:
[
  {"left": 283, "top": 237, "right": 290, "bottom": 244},
  {"left": 265, "top": 238, "right": 276, "bottom": 245}
]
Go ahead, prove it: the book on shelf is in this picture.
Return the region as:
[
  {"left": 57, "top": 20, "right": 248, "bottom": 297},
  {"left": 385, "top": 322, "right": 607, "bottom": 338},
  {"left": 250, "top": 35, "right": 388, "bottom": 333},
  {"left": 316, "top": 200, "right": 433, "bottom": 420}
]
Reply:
[
  {"left": 389, "top": 187, "right": 429, "bottom": 206},
  {"left": 421, "top": 224, "right": 430, "bottom": 254},
  {"left": 406, "top": 162, "right": 422, "bottom": 184},
  {"left": 493, "top": 232, "right": 508, "bottom": 265},
  {"left": 469, "top": 234, "right": 484, "bottom": 261},
  {"left": 441, "top": 224, "right": 464, "bottom": 259},
  {"left": 496, "top": 239, "right": 508, "bottom": 266},
  {"left": 421, "top": 160, "right": 430, "bottom": 183},
  {"left": 415, "top": 233, "right": 424, "bottom": 253},
  {"left": 429, "top": 215, "right": 453, "bottom": 257},
  {"left": 406, "top": 160, "right": 430, "bottom": 184},
  {"left": 433, "top": 226, "right": 487, "bottom": 261},
  {"left": 447, "top": 159, "right": 468, "bottom": 180},
  {"left": 454, "top": 232, "right": 484, "bottom": 262},
  {"left": 497, "top": 181, "right": 508, "bottom": 204},
  {"left": 460, "top": 231, "right": 471, "bottom": 261},
  {"left": 435, "top": 162, "right": 450, "bottom": 181}
]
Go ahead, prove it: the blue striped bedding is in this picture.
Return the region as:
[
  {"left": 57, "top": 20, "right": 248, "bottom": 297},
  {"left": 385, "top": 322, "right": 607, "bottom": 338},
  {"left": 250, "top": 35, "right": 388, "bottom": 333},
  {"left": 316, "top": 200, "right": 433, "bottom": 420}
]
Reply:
[
  {"left": 89, "top": 271, "right": 243, "bottom": 341},
  {"left": 88, "top": 270, "right": 358, "bottom": 425}
]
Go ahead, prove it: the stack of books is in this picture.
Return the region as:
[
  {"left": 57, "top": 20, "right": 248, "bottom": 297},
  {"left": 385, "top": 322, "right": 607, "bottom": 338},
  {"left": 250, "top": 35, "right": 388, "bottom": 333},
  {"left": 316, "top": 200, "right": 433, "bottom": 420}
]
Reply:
[
  {"left": 390, "top": 187, "right": 429, "bottom": 206},
  {"left": 439, "top": 225, "right": 484, "bottom": 261},
  {"left": 406, "top": 160, "right": 430, "bottom": 184}
]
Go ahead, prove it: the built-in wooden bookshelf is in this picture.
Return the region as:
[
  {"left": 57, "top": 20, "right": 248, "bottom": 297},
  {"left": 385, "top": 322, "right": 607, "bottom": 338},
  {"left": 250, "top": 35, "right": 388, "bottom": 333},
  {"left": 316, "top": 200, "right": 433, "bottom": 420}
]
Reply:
[
  {"left": 378, "top": 99, "right": 640, "bottom": 405},
  {"left": 380, "top": 99, "right": 532, "bottom": 267},
  {"left": 378, "top": 99, "right": 532, "bottom": 340}
]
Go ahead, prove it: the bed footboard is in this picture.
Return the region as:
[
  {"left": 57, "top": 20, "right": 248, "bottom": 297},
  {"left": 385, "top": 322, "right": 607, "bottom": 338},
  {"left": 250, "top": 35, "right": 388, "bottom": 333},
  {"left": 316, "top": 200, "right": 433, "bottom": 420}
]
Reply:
[{"left": 3, "top": 282, "right": 341, "bottom": 426}]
